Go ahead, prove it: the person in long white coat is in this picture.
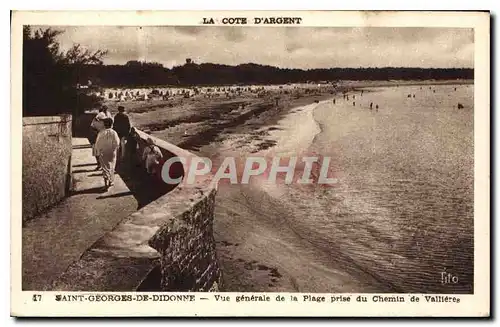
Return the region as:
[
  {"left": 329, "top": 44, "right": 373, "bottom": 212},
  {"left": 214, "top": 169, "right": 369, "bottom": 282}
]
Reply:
[
  {"left": 94, "top": 118, "right": 120, "bottom": 189},
  {"left": 90, "top": 106, "right": 113, "bottom": 170}
]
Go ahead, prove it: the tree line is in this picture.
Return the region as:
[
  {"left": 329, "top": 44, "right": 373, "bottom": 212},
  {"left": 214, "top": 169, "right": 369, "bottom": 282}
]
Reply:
[
  {"left": 82, "top": 62, "right": 473, "bottom": 87},
  {"left": 23, "top": 26, "right": 474, "bottom": 116}
]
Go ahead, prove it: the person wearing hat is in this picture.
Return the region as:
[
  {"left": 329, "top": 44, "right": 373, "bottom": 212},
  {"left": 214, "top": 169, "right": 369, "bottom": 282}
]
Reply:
[
  {"left": 142, "top": 137, "right": 163, "bottom": 175},
  {"left": 92, "top": 106, "right": 112, "bottom": 127},
  {"left": 98, "top": 105, "right": 112, "bottom": 119},
  {"left": 90, "top": 106, "right": 113, "bottom": 169},
  {"left": 94, "top": 117, "right": 120, "bottom": 189},
  {"left": 113, "top": 106, "right": 132, "bottom": 162},
  {"left": 90, "top": 108, "right": 105, "bottom": 169}
]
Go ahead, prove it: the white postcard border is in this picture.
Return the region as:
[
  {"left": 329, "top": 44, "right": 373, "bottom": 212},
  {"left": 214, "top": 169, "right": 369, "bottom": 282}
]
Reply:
[{"left": 10, "top": 10, "right": 490, "bottom": 317}]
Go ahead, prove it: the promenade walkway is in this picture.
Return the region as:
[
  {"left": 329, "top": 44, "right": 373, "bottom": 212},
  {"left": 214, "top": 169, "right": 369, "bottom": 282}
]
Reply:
[{"left": 22, "top": 137, "right": 139, "bottom": 290}]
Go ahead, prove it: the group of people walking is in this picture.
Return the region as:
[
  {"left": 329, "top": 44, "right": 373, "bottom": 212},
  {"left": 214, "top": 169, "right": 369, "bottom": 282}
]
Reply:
[
  {"left": 88, "top": 105, "right": 164, "bottom": 190},
  {"left": 89, "top": 106, "right": 131, "bottom": 189}
]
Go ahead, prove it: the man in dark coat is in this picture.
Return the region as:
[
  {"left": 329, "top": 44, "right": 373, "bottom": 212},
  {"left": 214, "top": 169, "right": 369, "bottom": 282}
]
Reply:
[{"left": 113, "top": 106, "right": 132, "bottom": 163}]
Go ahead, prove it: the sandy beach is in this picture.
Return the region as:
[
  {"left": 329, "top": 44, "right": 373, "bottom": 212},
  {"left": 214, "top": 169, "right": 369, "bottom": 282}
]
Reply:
[
  {"left": 103, "top": 84, "right": 340, "bottom": 154},
  {"left": 102, "top": 79, "right": 473, "bottom": 293}
]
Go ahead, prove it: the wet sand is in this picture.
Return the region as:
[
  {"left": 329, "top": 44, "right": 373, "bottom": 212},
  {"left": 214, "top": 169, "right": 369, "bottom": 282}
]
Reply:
[
  {"left": 103, "top": 86, "right": 340, "bottom": 153},
  {"left": 210, "top": 96, "right": 393, "bottom": 292},
  {"left": 105, "top": 85, "right": 356, "bottom": 291},
  {"left": 214, "top": 82, "right": 473, "bottom": 293},
  {"left": 103, "top": 79, "right": 473, "bottom": 292}
]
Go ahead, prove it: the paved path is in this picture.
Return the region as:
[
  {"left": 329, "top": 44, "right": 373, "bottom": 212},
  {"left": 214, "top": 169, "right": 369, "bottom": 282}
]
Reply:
[{"left": 22, "top": 138, "right": 139, "bottom": 290}]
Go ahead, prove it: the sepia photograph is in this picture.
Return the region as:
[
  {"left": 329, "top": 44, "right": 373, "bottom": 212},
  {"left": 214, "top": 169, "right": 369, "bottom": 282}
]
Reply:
[{"left": 11, "top": 10, "right": 490, "bottom": 317}]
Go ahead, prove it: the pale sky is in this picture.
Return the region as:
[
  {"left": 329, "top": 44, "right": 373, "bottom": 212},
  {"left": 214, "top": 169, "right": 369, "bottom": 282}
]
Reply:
[{"left": 46, "top": 26, "right": 474, "bottom": 69}]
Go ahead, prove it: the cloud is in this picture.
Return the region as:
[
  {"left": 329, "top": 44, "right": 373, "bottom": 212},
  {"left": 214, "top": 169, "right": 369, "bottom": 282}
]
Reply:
[
  {"left": 219, "top": 27, "right": 246, "bottom": 43},
  {"left": 172, "top": 26, "right": 203, "bottom": 36},
  {"left": 44, "top": 26, "right": 473, "bottom": 69},
  {"left": 285, "top": 41, "right": 302, "bottom": 53}
]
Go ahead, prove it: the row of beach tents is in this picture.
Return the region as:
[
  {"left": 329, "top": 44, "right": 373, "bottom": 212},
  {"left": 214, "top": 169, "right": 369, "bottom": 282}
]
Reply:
[{"left": 92, "top": 83, "right": 337, "bottom": 102}]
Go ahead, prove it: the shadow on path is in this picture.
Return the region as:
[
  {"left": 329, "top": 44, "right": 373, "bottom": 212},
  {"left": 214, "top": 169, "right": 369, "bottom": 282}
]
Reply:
[
  {"left": 117, "top": 158, "right": 177, "bottom": 210},
  {"left": 73, "top": 163, "right": 97, "bottom": 168},
  {"left": 96, "top": 191, "right": 134, "bottom": 200},
  {"left": 69, "top": 186, "right": 106, "bottom": 195},
  {"left": 73, "top": 168, "right": 98, "bottom": 174},
  {"left": 72, "top": 144, "right": 92, "bottom": 150}
]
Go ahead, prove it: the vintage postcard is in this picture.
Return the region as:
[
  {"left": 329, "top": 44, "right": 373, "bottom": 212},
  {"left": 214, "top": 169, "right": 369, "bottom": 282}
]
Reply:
[{"left": 11, "top": 10, "right": 490, "bottom": 317}]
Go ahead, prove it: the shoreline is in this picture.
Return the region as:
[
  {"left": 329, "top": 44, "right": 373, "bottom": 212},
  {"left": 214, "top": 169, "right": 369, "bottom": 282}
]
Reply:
[
  {"left": 339, "top": 79, "right": 473, "bottom": 89},
  {"left": 212, "top": 81, "right": 474, "bottom": 292},
  {"left": 211, "top": 94, "right": 366, "bottom": 293},
  {"left": 102, "top": 79, "right": 473, "bottom": 155},
  {"left": 104, "top": 80, "right": 472, "bottom": 292}
]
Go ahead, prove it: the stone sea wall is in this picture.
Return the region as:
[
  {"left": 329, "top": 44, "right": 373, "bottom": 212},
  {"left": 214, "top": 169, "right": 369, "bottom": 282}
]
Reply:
[
  {"left": 52, "top": 127, "right": 222, "bottom": 291},
  {"left": 22, "top": 115, "right": 72, "bottom": 223}
]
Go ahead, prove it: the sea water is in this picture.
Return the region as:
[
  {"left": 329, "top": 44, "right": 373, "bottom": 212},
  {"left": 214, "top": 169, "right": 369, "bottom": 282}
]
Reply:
[{"left": 263, "top": 84, "right": 474, "bottom": 293}]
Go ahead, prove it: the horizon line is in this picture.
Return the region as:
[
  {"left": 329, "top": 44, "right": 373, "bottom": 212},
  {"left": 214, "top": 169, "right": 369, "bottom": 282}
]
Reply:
[{"left": 99, "top": 61, "right": 474, "bottom": 71}]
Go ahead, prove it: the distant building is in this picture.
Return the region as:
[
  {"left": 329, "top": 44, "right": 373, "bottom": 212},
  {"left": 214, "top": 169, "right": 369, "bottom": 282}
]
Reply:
[{"left": 76, "top": 79, "right": 93, "bottom": 90}]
